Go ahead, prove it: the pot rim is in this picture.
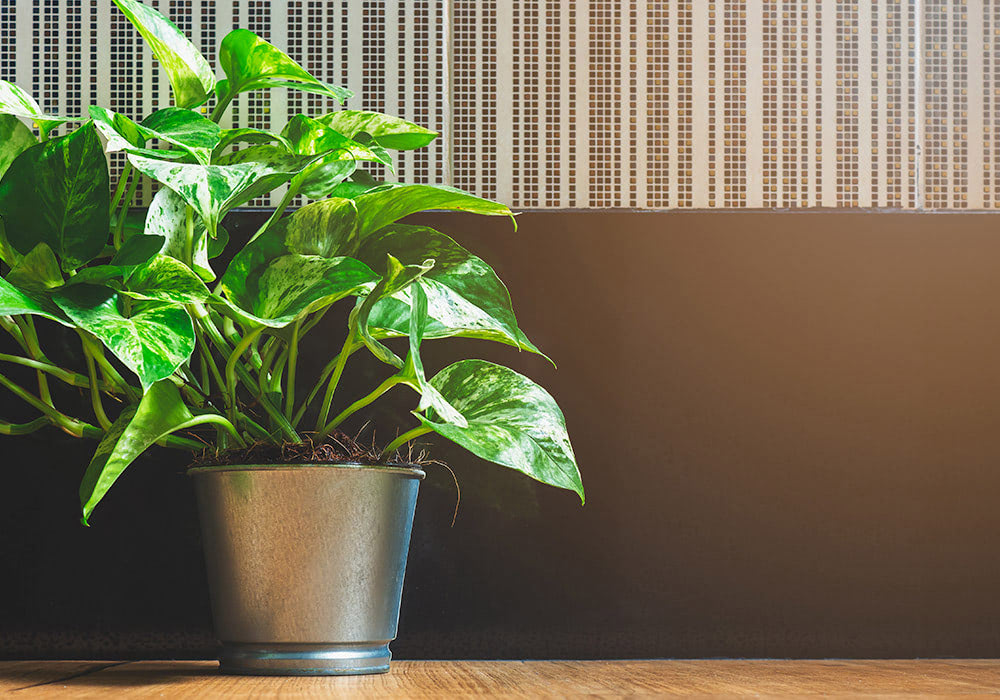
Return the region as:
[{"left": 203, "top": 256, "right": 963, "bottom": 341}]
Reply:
[{"left": 187, "top": 462, "right": 426, "bottom": 479}]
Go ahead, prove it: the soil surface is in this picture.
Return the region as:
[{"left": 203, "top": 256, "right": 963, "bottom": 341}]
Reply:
[{"left": 189, "top": 430, "right": 427, "bottom": 468}]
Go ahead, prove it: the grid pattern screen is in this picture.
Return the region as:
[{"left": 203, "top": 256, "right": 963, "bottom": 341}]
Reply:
[{"left": 1, "top": 1, "right": 996, "bottom": 209}]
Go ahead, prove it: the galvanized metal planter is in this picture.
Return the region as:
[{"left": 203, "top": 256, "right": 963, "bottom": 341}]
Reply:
[{"left": 189, "top": 463, "right": 425, "bottom": 676}]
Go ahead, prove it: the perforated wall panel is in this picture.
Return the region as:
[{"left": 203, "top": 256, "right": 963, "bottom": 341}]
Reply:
[{"left": 3, "top": 1, "right": 1000, "bottom": 209}]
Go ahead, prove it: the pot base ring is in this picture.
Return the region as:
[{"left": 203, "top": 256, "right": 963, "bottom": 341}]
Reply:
[{"left": 218, "top": 642, "right": 391, "bottom": 676}]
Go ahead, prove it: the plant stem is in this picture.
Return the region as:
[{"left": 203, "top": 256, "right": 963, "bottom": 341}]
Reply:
[
  {"left": 191, "top": 304, "right": 299, "bottom": 443},
  {"left": 317, "top": 376, "right": 401, "bottom": 440},
  {"left": 0, "top": 417, "right": 50, "bottom": 436},
  {"left": 113, "top": 172, "right": 140, "bottom": 249},
  {"left": 0, "top": 317, "right": 30, "bottom": 354},
  {"left": 225, "top": 326, "right": 264, "bottom": 422},
  {"left": 291, "top": 340, "right": 359, "bottom": 428},
  {"left": 17, "top": 317, "right": 52, "bottom": 405},
  {"left": 284, "top": 319, "right": 302, "bottom": 420},
  {"left": 315, "top": 325, "right": 358, "bottom": 432},
  {"left": 249, "top": 183, "right": 298, "bottom": 245},
  {"left": 176, "top": 414, "right": 246, "bottom": 449},
  {"left": 109, "top": 162, "right": 133, "bottom": 219},
  {"left": 210, "top": 91, "right": 234, "bottom": 123},
  {"left": 77, "top": 331, "right": 138, "bottom": 401},
  {"left": 0, "top": 372, "right": 99, "bottom": 439},
  {"left": 183, "top": 205, "right": 195, "bottom": 268},
  {"left": 0, "top": 353, "right": 99, "bottom": 390},
  {"left": 383, "top": 426, "right": 434, "bottom": 457},
  {"left": 82, "top": 347, "right": 112, "bottom": 430}
]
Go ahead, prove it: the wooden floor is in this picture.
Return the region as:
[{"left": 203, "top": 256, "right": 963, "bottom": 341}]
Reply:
[{"left": 4, "top": 660, "right": 1000, "bottom": 697}]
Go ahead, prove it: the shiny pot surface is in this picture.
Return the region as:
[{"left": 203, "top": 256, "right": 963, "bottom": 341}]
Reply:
[{"left": 190, "top": 463, "right": 424, "bottom": 675}]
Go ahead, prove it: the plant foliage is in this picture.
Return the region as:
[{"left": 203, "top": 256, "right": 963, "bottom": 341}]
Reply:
[{"left": 0, "top": 2, "right": 582, "bottom": 524}]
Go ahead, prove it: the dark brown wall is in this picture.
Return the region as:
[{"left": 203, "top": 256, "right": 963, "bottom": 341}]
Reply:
[{"left": 3, "top": 211, "right": 1000, "bottom": 658}]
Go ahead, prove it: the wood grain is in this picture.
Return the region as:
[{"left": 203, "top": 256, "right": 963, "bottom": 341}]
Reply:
[{"left": 6, "top": 660, "right": 1000, "bottom": 697}]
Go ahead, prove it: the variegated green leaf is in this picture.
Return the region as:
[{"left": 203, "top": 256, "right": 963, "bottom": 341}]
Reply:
[
  {"left": 352, "top": 254, "right": 434, "bottom": 368},
  {"left": 54, "top": 284, "right": 195, "bottom": 389},
  {"left": 0, "top": 80, "right": 75, "bottom": 137},
  {"left": 217, "top": 29, "right": 352, "bottom": 105},
  {"left": 319, "top": 110, "right": 438, "bottom": 151},
  {"left": 128, "top": 152, "right": 318, "bottom": 236},
  {"left": 123, "top": 254, "right": 209, "bottom": 304},
  {"left": 358, "top": 225, "right": 542, "bottom": 356},
  {"left": 80, "top": 380, "right": 200, "bottom": 523},
  {"left": 110, "top": 0, "right": 216, "bottom": 109},
  {"left": 353, "top": 184, "right": 515, "bottom": 236},
  {"left": 397, "top": 283, "right": 467, "bottom": 427},
  {"left": 0, "top": 275, "right": 70, "bottom": 326},
  {"left": 143, "top": 187, "right": 226, "bottom": 281},
  {"left": 64, "top": 234, "right": 166, "bottom": 288},
  {"left": 0, "top": 123, "right": 110, "bottom": 271},
  {"left": 418, "top": 359, "right": 583, "bottom": 502},
  {"left": 0, "top": 115, "right": 36, "bottom": 179},
  {"left": 212, "top": 127, "right": 291, "bottom": 161},
  {"left": 92, "top": 106, "right": 220, "bottom": 165}
]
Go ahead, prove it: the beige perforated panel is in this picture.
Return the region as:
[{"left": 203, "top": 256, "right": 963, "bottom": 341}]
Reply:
[{"left": 4, "top": 1, "right": 1000, "bottom": 209}]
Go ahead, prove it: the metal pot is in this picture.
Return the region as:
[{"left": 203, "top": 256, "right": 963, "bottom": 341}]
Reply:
[{"left": 189, "top": 463, "right": 425, "bottom": 676}]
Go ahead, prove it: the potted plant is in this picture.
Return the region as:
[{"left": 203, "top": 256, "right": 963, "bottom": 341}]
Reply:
[{"left": 0, "top": 0, "right": 583, "bottom": 676}]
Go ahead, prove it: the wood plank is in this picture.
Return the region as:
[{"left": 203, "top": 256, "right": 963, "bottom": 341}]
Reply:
[
  {"left": 0, "top": 661, "right": 122, "bottom": 693},
  {"left": 6, "top": 659, "right": 1000, "bottom": 697}
]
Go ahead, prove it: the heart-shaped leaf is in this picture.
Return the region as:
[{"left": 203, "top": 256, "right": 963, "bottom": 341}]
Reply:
[
  {"left": 358, "top": 225, "right": 542, "bottom": 355},
  {"left": 111, "top": 0, "right": 216, "bottom": 108},
  {"left": 418, "top": 359, "right": 583, "bottom": 502},
  {"left": 0, "top": 114, "right": 36, "bottom": 179},
  {"left": 65, "top": 234, "right": 166, "bottom": 288},
  {"left": 319, "top": 110, "right": 438, "bottom": 150},
  {"left": 217, "top": 29, "right": 352, "bottom": 105},
  {"left": 212, "top": 127, "right": 292, "bottom": 161},
  {"left": 54, "top": 284, "right": 195, "bottom": 390},
  {"left": 0, "top": 123, "right": 110, "bottom": 271},
  {"left": 353, "top": 184, "right": 515, "bottom": 236}
]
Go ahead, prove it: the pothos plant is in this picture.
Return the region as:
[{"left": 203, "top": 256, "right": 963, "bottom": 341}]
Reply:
[{"left": 0, "top": 0, "right": 582, "bottom": 525}]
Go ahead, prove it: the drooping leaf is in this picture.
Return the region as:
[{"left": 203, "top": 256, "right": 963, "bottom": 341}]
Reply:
[
  {"left": 128, "top": 152, "right": 319, "bottom": 237},
  {"left": 418, "top": 359, "right": 583, "bottom": 502},
  {"left": 0, "top": 276, "right": 70, "bottom": 325},
  {"left": 397, "top": 283, "right": 467, "bottom": 427},
  {"left": 54, "top": 284, "right": 195, "bottom": 389},
  {"left": 123, "top": 254, "right": 210, "bottom": 304},
  {"left": 0, "top": 114, "right": 36, "bottom": 179},
  {"left": 79, "top": 380, "right": 197, "bottom": 523},
  {"left": 110, "top": 0, "right": 216, "bottom": 108},
  {"left": 0, "top": 80, "right": 75, "bottom": 136},
  {"left": 6, "top": 243, "right": 63, "bottom": 291},
  {"left": 352, "top": 254, "right": 434, "bottom": 368},
  {"left": 0, "top": 123, "right": 110, "bottom": 271},
  {"left": 358, "top": 225, "right": 542, "bottom": 355},
  {"left": 319, "top": 110, "right": 438, "bottom": 150},
  {"left": 217, "top": 29, "right": 352, "bottom": 104},
  {"left": 353, "top": 184, "right": 515, "bottom": 236}
]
